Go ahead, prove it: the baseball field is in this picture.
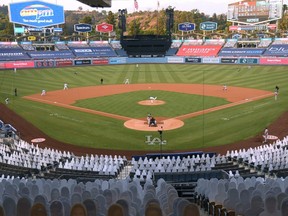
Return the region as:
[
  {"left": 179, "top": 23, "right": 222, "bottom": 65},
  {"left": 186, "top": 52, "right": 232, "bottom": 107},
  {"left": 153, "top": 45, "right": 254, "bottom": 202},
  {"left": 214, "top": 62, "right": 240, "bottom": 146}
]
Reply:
[{"left": 0, "top": 64, "right": 287, "bottom": 155}]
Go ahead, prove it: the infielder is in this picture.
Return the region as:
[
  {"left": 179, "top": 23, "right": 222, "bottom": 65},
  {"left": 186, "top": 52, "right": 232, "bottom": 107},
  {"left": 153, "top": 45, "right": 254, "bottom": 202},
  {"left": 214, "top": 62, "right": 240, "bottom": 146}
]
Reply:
[
  {"left": 64, "top": 83, "right": 68, "bottom": 90},
  {"left": 41, "top": 89, "right": 46, "bottom": 96},
  {"left": 124, "top": 78, "right": 130, "bottom": 84}
]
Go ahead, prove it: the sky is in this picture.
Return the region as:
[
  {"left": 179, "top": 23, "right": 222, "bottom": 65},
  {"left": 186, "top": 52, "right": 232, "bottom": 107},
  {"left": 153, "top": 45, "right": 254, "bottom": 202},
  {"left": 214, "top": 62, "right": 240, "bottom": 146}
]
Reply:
[
  {"left": 0, "top": 0, "right": 254, "bottom": 15},
  {"left": 2, "top": 0, "right": 288, "bottom": 15}
]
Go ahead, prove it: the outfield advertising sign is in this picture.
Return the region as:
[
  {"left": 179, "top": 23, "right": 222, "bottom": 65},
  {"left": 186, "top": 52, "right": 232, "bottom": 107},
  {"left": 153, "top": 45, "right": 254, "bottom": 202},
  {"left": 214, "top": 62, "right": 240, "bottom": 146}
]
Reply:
[
  {"left": 9, "top": 1, "right": 64, "bottom": 28},
  {"left": 202, "top": 57, "right": 220, "bottom": 64},
  {"left": 177, "top": 45, "right": 222, "bottom": 57},
  {"left": 260, "top": 58, "right": 288, "bottom": 65},
  {"left": 263, "top": 45, "right": 288, "bottom": 56},
  {"left": 218, "top": 48, "right": 265, "bottom": 56},
  {"left": 221, "top": 58, "right": 238, "bottom": 64},
  {"left": 239, "top": 58, "right": 258, "bottom": 64},
  {"left": 185, "top": 57, "right": 202, "bottom": 63}
]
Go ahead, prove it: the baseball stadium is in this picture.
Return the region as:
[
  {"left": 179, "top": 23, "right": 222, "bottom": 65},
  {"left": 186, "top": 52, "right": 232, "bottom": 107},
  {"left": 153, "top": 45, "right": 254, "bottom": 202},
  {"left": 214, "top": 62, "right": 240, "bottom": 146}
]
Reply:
[{"left": 0, "top": 0, "right": 288, "bottom": 215}]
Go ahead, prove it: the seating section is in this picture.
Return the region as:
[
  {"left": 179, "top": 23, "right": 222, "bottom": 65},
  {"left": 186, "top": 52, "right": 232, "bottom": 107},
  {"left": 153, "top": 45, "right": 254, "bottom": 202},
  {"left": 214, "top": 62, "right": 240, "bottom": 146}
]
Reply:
[
  {"left": 0, "top": 176, "right": 202, "bottom": 216},
  {"left": 194, "top": 176, "right": 288, "bottom": 216}
]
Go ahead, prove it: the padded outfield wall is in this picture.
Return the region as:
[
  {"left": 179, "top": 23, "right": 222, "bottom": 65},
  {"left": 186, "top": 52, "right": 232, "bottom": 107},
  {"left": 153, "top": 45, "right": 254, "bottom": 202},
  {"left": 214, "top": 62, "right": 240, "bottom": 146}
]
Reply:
[{"left": 1, "top": 56, "right": 288, "bottom": 70}]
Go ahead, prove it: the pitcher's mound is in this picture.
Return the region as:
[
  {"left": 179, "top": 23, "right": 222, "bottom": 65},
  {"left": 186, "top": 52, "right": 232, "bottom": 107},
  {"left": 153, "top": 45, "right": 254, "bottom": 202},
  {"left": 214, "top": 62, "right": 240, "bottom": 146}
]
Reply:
[
  {"left": 124, "top": 118, "right": 184, "bottom": 131},
  {"left": 138, "top": 100, "right": 165, "bottom": 106}
]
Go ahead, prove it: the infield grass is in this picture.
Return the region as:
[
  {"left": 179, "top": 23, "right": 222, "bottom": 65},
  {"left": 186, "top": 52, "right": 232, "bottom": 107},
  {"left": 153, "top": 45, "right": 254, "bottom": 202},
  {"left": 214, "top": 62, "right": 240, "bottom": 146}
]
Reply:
[{"left": 0, "top": 64, "right": 287, "bottom": 151}]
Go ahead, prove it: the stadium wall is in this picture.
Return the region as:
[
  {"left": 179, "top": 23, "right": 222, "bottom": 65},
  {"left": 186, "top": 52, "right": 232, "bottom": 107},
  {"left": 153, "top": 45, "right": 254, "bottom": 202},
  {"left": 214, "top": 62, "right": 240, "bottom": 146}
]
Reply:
[{"left": 1, "top": 56, "right": 288, "bottom": 69}]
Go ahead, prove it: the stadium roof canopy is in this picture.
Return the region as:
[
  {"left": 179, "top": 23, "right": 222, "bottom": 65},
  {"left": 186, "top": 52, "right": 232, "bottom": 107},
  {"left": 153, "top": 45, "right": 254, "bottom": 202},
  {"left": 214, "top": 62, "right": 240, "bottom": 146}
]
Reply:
[{"left": 76, "top": 0, "right": 111, "bottom": 7}]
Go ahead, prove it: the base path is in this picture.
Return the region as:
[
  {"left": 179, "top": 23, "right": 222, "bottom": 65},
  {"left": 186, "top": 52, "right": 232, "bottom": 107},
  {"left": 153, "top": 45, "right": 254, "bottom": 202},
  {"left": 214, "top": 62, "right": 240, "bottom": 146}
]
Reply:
[{"left": 24, "top": 84, "right": 273, "bottom": 131}]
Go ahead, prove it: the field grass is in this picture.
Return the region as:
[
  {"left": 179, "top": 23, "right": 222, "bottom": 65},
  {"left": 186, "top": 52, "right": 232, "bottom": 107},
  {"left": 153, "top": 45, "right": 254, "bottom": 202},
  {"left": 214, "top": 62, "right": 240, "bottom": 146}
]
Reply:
[{"left": 0, "top": 64, "right": 287, "bottom": 151}]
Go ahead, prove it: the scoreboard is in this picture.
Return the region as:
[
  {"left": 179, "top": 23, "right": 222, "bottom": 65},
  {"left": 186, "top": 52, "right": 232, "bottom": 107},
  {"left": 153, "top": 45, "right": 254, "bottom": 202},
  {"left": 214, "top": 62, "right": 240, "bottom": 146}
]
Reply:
[{"left": 227, "top": 0, "right": 282, "bottom": 24}]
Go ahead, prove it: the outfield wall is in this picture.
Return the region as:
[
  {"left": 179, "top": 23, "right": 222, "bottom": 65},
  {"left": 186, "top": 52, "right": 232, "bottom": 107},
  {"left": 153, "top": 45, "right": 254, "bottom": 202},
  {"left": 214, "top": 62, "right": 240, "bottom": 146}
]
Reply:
[{"left": 0, "top": 56, "right": 288, "bottom": 69}]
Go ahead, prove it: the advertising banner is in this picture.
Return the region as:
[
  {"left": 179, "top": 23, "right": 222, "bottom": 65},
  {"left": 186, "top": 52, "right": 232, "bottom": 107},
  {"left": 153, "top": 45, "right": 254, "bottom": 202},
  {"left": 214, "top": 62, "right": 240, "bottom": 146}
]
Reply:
[
  {"left": 177, "top": 45, "right": 222, "bottom": 57},
  {"left": 239, "top": 58, "right": 258, "bottom": 64},
  {"left": 185, "top": 57, "right": 202, "bottom": 63},
  {"left": 55, "top": 60, "right": 73, "bottom": 67},
  {"left": 92, "top": 58, "right": 109, "bottom": 65},
  {"left": 200, "top": 22, "right": 217, "bottom": 31},
  {"left": 96, "top": 23, "right": 113, "bottom": 33},
  {"left": 71, "top": 47, "right": 117, "bottom": 57},
  {"left": 178, "top": 22, "right": 195, "bottom": 32},
  {"left": 74, "top": 23, "right": 92, "bottom": 33},
  {"left": 260, "top": 58, "right": 288, "bottom": 65},
  {"left": 202, "top": 57, "right": 220, "bottom": 64},
  {"left": 35, "top": 60, "right": 55, "bottom": 68},
  {"left": 218, "top": 48, "right": 265, "bottom": 56},
  {"left": 221, "top": 58, "right": 238, "bottom": 64},
  {"left": 109, "top": 57, "right": 127, "bottom": 64},
  {"left": 0, "top": 50, "right": 31, "bottom": 60},
  {"left": 263, "top": 45, "right": 288, "bottom": 56},
  {"left": 74, "top": 59, "right": 91, "bottom": 65},
  {"left": 9, "top": 1, "right": 64, "bottom": 28},
  {"left": 5, "top": 61, "right": 35, "bottom": 68},
  {"left": 167, "top": 57, "right": 184, "bottom": 63},
  {"left": 27, "top": 51, "right": 74, "bottom": 59}
]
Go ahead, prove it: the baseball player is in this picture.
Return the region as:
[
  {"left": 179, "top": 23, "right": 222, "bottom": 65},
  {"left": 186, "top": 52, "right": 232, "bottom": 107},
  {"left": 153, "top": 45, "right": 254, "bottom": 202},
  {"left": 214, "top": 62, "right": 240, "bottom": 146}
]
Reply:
[
  {"left": 223, "top": 84, "right": 227, "bottom": 91},
  {"left": 274, "top": 91, "right": 278, "bottom": 100},
  {"left": 5, "top": 98, "right": 9, "bottom": 104},
  {"left": 63, "top": 83, "right": 68, "bottom": 90},
  {"left": 149, "top": 96, "right": 157, "bottom": 103},
  {"left": 124, "top": 78, "right": 130, "bottom": 84},
  {"left": 41, "top": 89, "right": 46, "bottom": 96}
]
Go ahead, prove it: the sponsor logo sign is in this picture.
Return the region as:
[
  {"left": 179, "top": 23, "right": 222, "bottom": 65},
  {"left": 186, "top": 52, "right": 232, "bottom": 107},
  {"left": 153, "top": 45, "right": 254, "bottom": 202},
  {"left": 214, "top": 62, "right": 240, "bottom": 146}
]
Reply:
[
  {"left": 27, "top": 51, "right": 74, "bottom": 59},
  {"left": 5, "top": 61, "right": 35, "bottom": 69},
  {"left": 35, "top": 60, "right": 54, "bottom": 68},
  {"left": 55, "top": 60, "right": 73, "bottom": 67},
  {"left": 263, "top": 45, "right": 288, "bottom": 56},
  {"left": 74, "top": 59, "right": 91, "bottom": 65},
  {"left": 219, "top": 48, "right": 265, "bottom": 56},
  {"left": 202, "top": 57, "right": 220, "bottom": 64},
  {"left": 221, "top": 58, "right": 238, "bottom": 64},
  {"left": 200, "top": 21, "right": 217, "bottom": 31},
  {"left": 74, "top": 23, "right": 92, "bottom": 33},
  {"left": 167, "top": 57, "right": 184, "bottom": 63},
  {"left": 109, "top": 57, "right": 127, "bottom": 64},
  {"left": 53, "top": 28, "right": 62, "bottom": 33},
  {"left": 96, "top": 22, "right": 113, "bottom": 33},
  {"left": 0, "top": 50, "right": 30, "bottom": 60},
  {"left": 92, "top": 58, "right": 109, "bottom": 65},
  {"left": 239, "top": 58, "right": 258, "bottom": 64},
  {"left": 178, "top": 22, "right": 195, "bottom": 32},
  {"left": 9, "top": 1, "right": 64, "bottom": 28},
  {"left": 71, "top": 48, "right": 117, "bottom": 57},
  {"left": 185, "top": 57, "right": 202, "bottom": 63},
  {"left": 260, "top": 58, "right": 288, "bottom": 65},
  {"left": 25, "top": 27, "right": 42, "bottom": 33},
  {"left": 177, "top": 45, "right": 222, "bottom": 57}
]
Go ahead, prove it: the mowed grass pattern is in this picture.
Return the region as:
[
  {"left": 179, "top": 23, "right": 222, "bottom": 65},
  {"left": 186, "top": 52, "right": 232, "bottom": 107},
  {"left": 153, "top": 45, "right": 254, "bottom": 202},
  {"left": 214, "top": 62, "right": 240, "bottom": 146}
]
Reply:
[
  {"left": 73, "top": 90, "right": 229, "bottom": 118},
  {"left": 0, "top": 64, "right": 288, "bottom": 151}
]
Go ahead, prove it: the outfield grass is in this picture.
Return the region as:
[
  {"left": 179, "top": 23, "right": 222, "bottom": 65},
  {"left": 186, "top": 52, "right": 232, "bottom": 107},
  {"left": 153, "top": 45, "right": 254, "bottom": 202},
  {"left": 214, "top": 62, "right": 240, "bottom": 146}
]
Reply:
[{"left": 0, "top": 64, "right": 287, "bottom": 151}]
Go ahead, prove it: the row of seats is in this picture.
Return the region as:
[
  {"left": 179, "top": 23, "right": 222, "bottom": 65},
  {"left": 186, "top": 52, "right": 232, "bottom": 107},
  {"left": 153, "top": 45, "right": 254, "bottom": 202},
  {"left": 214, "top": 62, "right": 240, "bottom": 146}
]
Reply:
[
  {"left": 0, "top": 176, "right": 200, "bottom": 216},
  {"left": 195, "top": 176, "right": 288, "bottom": 216}
]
